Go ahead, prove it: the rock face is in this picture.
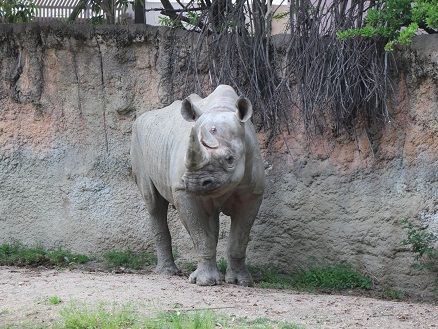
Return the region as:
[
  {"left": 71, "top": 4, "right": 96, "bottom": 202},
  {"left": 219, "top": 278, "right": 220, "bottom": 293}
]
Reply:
[{"left": 0, "top": 24, "right": 436, "bottom": 298}]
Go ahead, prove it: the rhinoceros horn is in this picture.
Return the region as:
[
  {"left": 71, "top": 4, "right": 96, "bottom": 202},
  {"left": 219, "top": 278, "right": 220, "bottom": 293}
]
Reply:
[{"left": 185, "top": 127, "right": 209, "bottom": 170}]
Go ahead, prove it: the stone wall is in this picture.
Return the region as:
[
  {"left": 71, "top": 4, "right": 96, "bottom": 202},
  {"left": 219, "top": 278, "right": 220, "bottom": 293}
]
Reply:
[{"left": 0, "top": 23, "right": 436, "bottom": 299}]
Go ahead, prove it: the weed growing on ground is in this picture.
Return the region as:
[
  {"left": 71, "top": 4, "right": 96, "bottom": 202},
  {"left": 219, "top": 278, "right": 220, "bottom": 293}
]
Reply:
[
  {"left": 0, "top": 243, "right": 89, "bottom": 267},
  {"left": 47, "top": 296, "right": 62, "bottom": 305},
  {"left": 239, "top": 316, "right": 305, "bottom": 329},
  {"left": 217, "top": 257, "right": 228, "bottom": 274},
  {"left": 292, "top": 265, "right": 372, "bottom": 290},
  {"left": 401, "top": 219, "right": 438, "bottom": 272},
  {"left": 249, "top": 264, "right": 372, "bottom": 291},
  {"left": 382, "top": 288, "right": 405, "bottom": 301},
  {"left": 103, "top": 250, "right": 157, "bottom": 270},
  {"left": 179, "top": 260, "right": 197, "bottom": 273},
  {"left": 2, "top": 303, "right": 303, "bottom": 328}
]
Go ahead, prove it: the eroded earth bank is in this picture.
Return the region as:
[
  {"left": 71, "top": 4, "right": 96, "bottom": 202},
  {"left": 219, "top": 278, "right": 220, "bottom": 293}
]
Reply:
[{"left": 0, "top": 24, "right": 437, "bottom": 298}]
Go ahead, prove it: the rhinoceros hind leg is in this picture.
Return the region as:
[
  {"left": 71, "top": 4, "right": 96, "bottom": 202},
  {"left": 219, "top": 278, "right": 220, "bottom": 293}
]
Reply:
[
  {"left": 155, "top": 262, "right": 180, "bottom": 275},
  {"left": 189, "top": 261, "right": 224, "bottom": 286},
  {"left": 140, "top": 179, "right": 179, "bottom": 276}
]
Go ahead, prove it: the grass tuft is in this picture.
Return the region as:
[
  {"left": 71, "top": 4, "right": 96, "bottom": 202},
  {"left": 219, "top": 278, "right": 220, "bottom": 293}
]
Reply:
[
  {"left": 103, "top": 250, "right": 156, "bottom": 270},
  {"left": 48, "top": 296, "right": 63, "bottom": 305},
  {"left": 55, "top": 304, "right": 302, "bottom": 329},
  {"left": 179, "top": 261, "right": 197, "bottom": 274},
  {"left": 291, "top": 265, "right": 372, "bottom": 290},
  {"left": 0, "top": 243, "right": 89, "bottom": 267},
  {"left": 382, "top": 288, "right": 405, "bottom": 300},
  {"left": 59, "top": 304, "right": 138, "bottom": 329},
  {"left": 250, "top": 264, "right": 372, "bottom": 291},
  {"left": 217, "top": 257, "right": 228, "bottom": 274}
]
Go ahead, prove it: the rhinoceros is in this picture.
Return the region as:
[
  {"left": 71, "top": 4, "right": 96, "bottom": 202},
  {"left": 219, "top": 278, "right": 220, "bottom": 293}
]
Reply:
[{"left": 130, "top": 85, "right": 265, "bottom": 286}]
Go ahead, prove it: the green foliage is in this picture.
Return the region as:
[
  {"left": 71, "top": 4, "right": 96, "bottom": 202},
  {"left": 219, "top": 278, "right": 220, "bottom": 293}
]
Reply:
[
  {"left": 38, "top": 303, "right": 303, "bottom": 329},
  {"left": 237, "top": 317, "right": 305, "bottom": 329},
  {"left": 0, "top": 0, "right": 35, "bottom": 23},
  {"left": 179, "top": 260, "right": 197, "bottom": 273},
  {"left": 249, "top": 265, "right": 295, "bottom": 289},
  {"left": 158, "top": 16, "right": 180, "bottom": 28},
  {"left": 0, "top": 243, "right": 89, "bottom": 267},
  {"left": 186, "top": 11, "right": 200, "bottom": 26},
  {"left": 47, "top": 248, "right": 90, "bottom": 266},
  {"left": 158, "top": 11, "right": 200, "bottom": 28},
  {"left": 48, "top": 296, "right": 63, "bottom": 305},
  {"left": 103, "top": 249, "right": 156, "bottom": 270},
  {"left": 69, "top": 0, "right": 144, "bottom": 24},
  {"left": 382, "top": 288, "right": 405, "bottom": 300},
  {"left": 58, "top": 304, "right": 139, "bottom": 329},
  {"left": 401, "top": 219, "right": 438, "bottom": 272},
  {"left": 337, "top": 0, "right": 438, "bottom": 51},
  {"left": 151, "top": 311, "right": 216, "bottom": 329},
  {"left": 250, "top": 264, "right": 372, "bottom": 291},
  {"left": 273, "top": 11, "right": 289, "bottom": 21},
  {"left": 217, "top": 257, "right": 228, "bottom": 274},
  {"left": 292, "top": 265, "right": 372, "bottom": 290}
]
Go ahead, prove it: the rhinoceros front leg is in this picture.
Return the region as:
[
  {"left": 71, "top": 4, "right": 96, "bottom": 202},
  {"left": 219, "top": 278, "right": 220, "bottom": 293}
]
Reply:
[
  {"left": 226, "top": 194, "right": 263, "bottom": 286},
  {"left": 174, "top": 193, "right": 223, "bottom": 286}
]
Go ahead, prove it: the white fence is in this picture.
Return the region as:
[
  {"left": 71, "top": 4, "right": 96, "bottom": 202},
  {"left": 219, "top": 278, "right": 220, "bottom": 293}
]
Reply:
[{"left": 33, "top": 0, "right": 128, "bottom": 21}]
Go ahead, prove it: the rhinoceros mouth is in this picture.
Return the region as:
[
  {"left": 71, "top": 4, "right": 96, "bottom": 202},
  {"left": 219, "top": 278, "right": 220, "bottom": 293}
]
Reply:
[{"left": 182, "top": 172, "right": 227, "bottom": 195}]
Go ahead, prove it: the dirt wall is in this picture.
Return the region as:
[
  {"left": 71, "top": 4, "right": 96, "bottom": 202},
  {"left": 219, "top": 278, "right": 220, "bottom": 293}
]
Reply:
[{"left": 0, "top": 23, "right": 436, "bottom": 298}]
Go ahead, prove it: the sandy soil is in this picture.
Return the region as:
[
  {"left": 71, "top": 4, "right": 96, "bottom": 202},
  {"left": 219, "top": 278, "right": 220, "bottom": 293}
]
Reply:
[{"left": 0, "top": 266, "right": 437, "bottom": 329}]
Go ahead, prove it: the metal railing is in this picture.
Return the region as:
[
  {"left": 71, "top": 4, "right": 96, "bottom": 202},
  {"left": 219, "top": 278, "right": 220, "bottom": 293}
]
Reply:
[{"left": 32, "top": 0, "right": 127, "bottom": 21}]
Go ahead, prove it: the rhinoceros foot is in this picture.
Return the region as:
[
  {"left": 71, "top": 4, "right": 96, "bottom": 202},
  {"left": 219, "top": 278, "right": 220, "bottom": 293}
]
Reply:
[
  {"left": 225, "top": 268, "right": 254, "bottom": 287},
  {"left": 155, "top": 263, "right": 180, "bottom": 276},
  {"left": 189, "top": 264, "right": 224, "bottom": 286}
]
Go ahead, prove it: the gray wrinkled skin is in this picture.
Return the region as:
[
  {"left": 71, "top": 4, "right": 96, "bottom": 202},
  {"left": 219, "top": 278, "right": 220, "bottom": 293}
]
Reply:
[{"left": 131, "top": 85, "right": 265, "bottom": 286}]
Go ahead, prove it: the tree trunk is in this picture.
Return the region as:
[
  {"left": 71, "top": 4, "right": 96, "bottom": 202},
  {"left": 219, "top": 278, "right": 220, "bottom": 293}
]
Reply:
[{"left": 134, "top": 1, "right": 145, "bottom": 24}]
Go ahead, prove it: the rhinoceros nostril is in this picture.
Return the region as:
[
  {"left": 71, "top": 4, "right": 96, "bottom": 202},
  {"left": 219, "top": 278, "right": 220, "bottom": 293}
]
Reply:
[{"left": 202, "top": 179, "right": 213, "bottom": 187}]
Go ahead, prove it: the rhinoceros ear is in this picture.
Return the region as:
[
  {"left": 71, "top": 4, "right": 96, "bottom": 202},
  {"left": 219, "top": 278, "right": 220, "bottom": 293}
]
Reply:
[
  {"left": 236, "top": 96, "right": 253, "bottom": 123},
  {"left": 181, "top": 98, "right": 202, "bottom": 122}
]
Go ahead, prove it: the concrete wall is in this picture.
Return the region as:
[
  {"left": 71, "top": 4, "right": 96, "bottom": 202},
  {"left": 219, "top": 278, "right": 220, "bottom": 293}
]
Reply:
[{"left": 0, "top": 23, "right": 436, "bottom": 298}]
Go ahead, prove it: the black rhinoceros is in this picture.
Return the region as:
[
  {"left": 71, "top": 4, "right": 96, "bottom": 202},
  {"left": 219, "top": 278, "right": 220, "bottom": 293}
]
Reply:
[{"left": 130, "top": 85, "right": 265, "bottom": 286}]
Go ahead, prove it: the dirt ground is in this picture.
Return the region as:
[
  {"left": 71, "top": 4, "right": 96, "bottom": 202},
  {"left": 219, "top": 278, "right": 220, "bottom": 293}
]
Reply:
[{"left": 0, "top": 266, "right": 437, "bottom": 329}]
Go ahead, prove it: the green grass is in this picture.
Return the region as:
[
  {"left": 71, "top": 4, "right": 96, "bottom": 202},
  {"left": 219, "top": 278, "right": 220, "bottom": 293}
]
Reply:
[
  {"left": 250, "top": 264, "right": 372, "bottom": 291},
  {"left": 217, "top": 257, "right": 228, "bottom": 274},
  {"left": 240, "top": 317, "right": 304, "bottom": 329},
  {"left": 56, "top": 305, "right": 303, "bottom": 329},
  {"left": 179, "top": 260, "right": 197, "bottom": 273},
  {"left": 0, "top": 243, "right": 89, "bottom": 267},
  {"left": 103, "top": 250, "right": 157, "bottom": 270},
  {"left": 382, "top": 288, "right": 405, "bottom": 300},
  {"left": 48, "top": 296, "right": 63, "bottom": 305},
  {"left": 3, "top": 303, "right": 303, "bottom": 329}
]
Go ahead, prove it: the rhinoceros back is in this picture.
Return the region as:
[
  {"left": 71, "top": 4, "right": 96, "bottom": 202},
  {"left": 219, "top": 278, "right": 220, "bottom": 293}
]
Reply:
[{"left": 131, "top": 101, "right": 191, "bottom": 203}]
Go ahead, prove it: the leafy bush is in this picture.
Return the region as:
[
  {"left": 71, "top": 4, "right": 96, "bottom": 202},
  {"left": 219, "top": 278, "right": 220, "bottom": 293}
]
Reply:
[
  {"left": 0, "top": 0, "right": 35, "bottom": 23},
  {"left": 338, "top": 0, "right": 438, "bottom": 50},
  {"left": 401, "top": 219, "right": 438, "bottom": 272}
]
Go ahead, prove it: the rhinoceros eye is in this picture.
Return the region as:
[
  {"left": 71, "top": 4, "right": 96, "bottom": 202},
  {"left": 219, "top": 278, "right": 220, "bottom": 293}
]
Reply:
[{"left": 225, "top": 155, "right": 235, "bottom": 165}]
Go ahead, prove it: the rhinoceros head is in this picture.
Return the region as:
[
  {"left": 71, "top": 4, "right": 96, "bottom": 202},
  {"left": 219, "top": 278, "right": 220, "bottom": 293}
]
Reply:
[{"left": 181, "top": 94, "right": 253, "bottom": 195}]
